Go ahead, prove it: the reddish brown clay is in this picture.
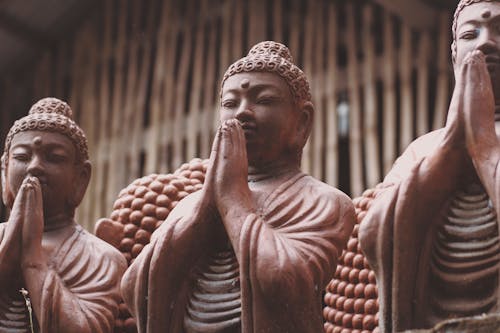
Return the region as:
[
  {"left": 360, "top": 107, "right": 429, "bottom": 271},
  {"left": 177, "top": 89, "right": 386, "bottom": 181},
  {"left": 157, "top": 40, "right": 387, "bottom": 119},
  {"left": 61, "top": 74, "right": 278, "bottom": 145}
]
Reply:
[
  {"left": 359, "top": 1, "right": 500, "bottom": 332},
  {"left": 323, "top": 186, "right": 383, "bottom": 333},
  {"left": 116, "top": 41, "right": 356, "bottom": 333},
  {"left": 0, "top": 98, "right": 126, "bottom": 332}
]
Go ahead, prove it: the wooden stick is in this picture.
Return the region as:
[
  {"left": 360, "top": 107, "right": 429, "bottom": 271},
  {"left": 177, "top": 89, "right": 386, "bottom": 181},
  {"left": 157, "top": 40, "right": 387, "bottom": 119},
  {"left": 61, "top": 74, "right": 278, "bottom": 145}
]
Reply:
[
  {"left": 145, "top": 0, "right": 171, "bottom": 174},
  {"left": 382, "top": 11, "right": 397, "bottom": 174},
  {"left": 95, "top": 0, "right": 114, "bottom": 218},
  {"left": 172, "top": 2, "right": 195, "bottom": 170},
  {"left": 416, "top": 31, "right": 430, "bottom": 136},
  {"left": 346, "top": 3, "right": 363, "bottom": 196},
  {"left": 325, "top": 2, "right": 338, "bottom": 187},
  {"left": 248, "top": 0, "right": 266, "bottom": 46},
  {"left": 433, "top": 11, "right": 451, "bottom": 130},
  {"left": 187, "top": 0, "right": 208, "bottom": 160},
  {"left": 363, "top": 5, "right": 380, "bottom": 188},
  {"left": 302, "top": 0, "right": 315, "bottom": 176},
  {"left": 201, "top": 13, "right": 219, "bottom": 158}
]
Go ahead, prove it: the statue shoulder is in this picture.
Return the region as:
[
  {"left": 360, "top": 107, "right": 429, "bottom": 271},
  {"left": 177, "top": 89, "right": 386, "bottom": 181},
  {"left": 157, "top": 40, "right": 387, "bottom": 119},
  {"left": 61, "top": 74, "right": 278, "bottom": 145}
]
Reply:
[
  {"left": 77, "top": 226, "right": 127, "bottom": 271},
  {"left": 299, "top": 175, "right": 353, "bottom": 209}
]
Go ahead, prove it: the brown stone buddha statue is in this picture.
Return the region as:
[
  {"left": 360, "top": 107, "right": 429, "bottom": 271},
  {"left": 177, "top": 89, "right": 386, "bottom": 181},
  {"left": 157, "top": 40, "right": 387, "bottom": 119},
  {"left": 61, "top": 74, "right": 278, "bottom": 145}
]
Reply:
[
  {"left": 359, "top": 0, "right": 500, "bottom": 331},
  {"left": 0, "top": 98, "right": 126, "bottom": 332},
  {"left": 121, "top": 41, "right": 356, "bottom": 333}
]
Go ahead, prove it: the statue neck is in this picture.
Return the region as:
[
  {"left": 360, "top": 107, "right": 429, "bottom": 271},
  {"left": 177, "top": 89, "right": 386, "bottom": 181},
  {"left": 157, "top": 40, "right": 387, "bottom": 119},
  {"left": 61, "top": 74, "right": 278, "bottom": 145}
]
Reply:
[
  {"left": 247, "top": 157, "right": 300, "bottom": 183},
  {"left": 44, "top": 214, "right": 75, "bottom": 232}
]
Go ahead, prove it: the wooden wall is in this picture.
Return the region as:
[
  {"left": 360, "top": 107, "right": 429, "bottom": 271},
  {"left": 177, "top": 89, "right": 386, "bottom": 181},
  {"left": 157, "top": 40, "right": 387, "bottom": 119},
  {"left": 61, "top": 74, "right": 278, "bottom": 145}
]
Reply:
[{"left": 0, "top": 0, "right": 453, "bottom": 230}]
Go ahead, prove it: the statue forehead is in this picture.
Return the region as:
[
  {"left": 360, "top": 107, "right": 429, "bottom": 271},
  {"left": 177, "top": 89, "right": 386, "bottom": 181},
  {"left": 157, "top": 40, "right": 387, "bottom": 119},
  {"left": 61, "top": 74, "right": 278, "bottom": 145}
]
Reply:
[
  {"left": 9, "top": 130, "right": 75, "bottom": 150},
  {"left": 222, "top": 72, "right": 290, "bottom": 93},
  {"left": 457, "top": 1, "right": 500, "bottom": 24}
]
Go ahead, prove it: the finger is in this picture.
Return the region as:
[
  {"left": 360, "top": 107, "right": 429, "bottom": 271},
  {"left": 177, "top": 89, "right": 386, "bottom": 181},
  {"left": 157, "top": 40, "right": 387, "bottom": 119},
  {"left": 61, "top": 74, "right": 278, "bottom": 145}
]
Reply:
[
  {"left": 205, "top": 127, "right": 223, "bottom": 188},
  {"left": 231, "top": 119, "right": 248, "bottom": 162},
  {"left": 220, "top": 120, "right": 234, "bottom": 160},
  {"left": 22, "top": 177, "right": 44, "bottom": 245}
]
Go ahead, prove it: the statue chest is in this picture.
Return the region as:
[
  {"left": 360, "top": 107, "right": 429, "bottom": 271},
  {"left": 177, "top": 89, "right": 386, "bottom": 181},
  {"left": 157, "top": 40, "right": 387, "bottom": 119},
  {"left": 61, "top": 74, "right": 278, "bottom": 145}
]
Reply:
[
  {"left": 183, "top": 245, "right": 241, "bottom": 333},
  {"left": 428, "top": 183, "right": 500, "bottom": 322}
]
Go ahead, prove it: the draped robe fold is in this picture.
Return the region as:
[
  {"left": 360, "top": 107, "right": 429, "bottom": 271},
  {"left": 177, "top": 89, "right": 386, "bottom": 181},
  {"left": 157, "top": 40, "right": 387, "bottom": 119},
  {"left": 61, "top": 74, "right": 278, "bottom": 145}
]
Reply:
[
  {"left": 359, "top": 129, "right": 500, "bottom": 332},
  {"left": 122, "top": 172, "right": 355, "bottom": 333},
  {"left": 0, "top": 224, "right": 127, "bottom": 333}
]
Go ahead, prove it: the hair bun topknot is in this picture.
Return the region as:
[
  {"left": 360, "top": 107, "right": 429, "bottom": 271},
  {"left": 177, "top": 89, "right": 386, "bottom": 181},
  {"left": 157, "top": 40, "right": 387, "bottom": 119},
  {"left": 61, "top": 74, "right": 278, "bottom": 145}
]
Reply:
[{"left": 28, "top": 97, "right": 73, "bottom": 119}]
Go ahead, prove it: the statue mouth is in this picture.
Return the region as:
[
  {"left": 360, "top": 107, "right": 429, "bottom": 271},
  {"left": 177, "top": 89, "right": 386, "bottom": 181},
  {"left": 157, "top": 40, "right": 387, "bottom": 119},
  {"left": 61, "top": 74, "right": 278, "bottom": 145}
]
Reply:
[{"left": 240, "top": 123, "right": 257, "bottom": 137}]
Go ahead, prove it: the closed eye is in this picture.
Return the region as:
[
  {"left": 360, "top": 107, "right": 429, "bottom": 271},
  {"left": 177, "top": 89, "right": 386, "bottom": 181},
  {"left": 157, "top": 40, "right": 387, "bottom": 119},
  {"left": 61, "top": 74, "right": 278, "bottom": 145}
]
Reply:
[
  {"left": 12, "top": 153, "right": 30, "bottom": 162},
  {"left": 222, "top": 99, "right": 239, "bottom": 108},
  {"left": 459, "top": 28, "right": 479, "bottom": 40}
]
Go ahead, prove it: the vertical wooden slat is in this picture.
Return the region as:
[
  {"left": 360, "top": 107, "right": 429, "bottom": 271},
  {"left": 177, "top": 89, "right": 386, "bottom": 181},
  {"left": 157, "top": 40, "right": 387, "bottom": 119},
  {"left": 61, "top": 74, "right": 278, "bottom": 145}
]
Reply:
[
  {"left": 201, "top": 14, "right": 219, "bottom": 158},
  {"left": 346, "top": 3, "right": 363, "bottom": 196},
  {"left": 362, "top": 5, "right": 380, "bottom": 188},
  {"left": 248, "top": 0, "right": 266, "bottom": 45},
  {"left": 171, "top": 1, "right": 195, "bottom": 170},
  {"left": 95, "top": 0, "right": 114, "bottom": 218},
  {"left": 272, "top": 0, "right": 283, "bottom": 42},
  {"left": 129, "top": 0, "right": 159, "bottom": 180},
  {"left": 106, "top": 0, "right": 129, "bottom": 208},
  {"left": 382, "top": 11, "right": 397, "bottom": 174},
  {"left": 416, "top": 32, "right": 431, "bottom": 136},
  {"left": 399, "top": 23, "right": 413, "bottom": 153},
  {"left": 302, "top": 0, "right": 315, "bottom": 175},
  {"left": 433, "top": 11, "right": 451, "bottom": 130},
  {"left": 187, "top": 0, "right": 208, "bottom": 160},
  {"left": 145, "top": 0, "right": 172, "bottom": 174},
  {"left": 312, "top": 1, "right": 325, "bottom": 180},
  {"left": 325, "top": 2, "right": 338, "bottom": 187}
]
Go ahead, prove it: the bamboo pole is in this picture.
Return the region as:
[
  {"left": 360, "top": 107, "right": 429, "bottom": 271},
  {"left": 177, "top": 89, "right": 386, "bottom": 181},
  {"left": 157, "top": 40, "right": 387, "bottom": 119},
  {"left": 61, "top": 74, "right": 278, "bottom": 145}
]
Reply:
[
  {"left": 312, "top": 1, "right": 325, "bottom": 180},
  {"left": 325, "top": 2, "right": 338, "bottom": 187},
  {"left": 146, "top": 0, "right": 172, "bottom": 174},
  {"left": 382, "top": 11, "right": 397, "bottom": 174},
  {"left": 129, "top": 0, "right": 159, "bottom": 180},
  {"left": 95, "top": 0, "right": 114, "bottom": 218},
  {"left": 106, "top": 0, "right": 128, "bottom": 208},
  {"left": 201, "top": 15, "right": 219, "bottom": 158},
  {"left": 363, "top": 5, "right": 380, "bottom": 188},
  {"left": 187, "top": 0, "right": 208, "bottom": 160},
  {"left": 159, "top": 23, "right": 179, "bottom": 174},
  {"left": 172, "top": 1, "right": 195, "bottom": 170},
  {"left": 272, "top": 0, "right": 283, "bottom": 42},
  {"left": 399, "top": 23, "right": 413, "bottom": 153},
  {"left": 433, "top": 11, "right": 451, "bottom": 130},
  {"left": 416, "top": 32, "right": 431, "bottom": 136},
  {"left": 248, "top": 0, "right": 267, "bottom": 46},
  {"left": 346, "top": 3, "right": 363, "bottom": 196},
  {"left": 302, "top": 0, "right": 315, "bottom": 176}
]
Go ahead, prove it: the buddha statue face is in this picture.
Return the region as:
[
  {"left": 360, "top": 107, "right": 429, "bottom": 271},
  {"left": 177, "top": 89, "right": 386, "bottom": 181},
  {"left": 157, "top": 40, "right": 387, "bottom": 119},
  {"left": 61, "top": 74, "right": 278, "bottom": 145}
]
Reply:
[
  {"left": 4, "top": 130, "right": 90, "bottom": 219},
  {"left": 220, "top": 71, "right": 310, "bottom": 165},
  {"left": 454, "top": 1, "right": 500, "bottom": 102}
]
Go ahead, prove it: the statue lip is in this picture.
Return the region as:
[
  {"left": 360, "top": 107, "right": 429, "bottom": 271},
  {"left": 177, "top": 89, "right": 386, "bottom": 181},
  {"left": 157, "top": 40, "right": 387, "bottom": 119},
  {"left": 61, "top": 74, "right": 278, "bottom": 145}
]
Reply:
[{"left": 240, "top": 123, "right": 257, "bottom": 135}]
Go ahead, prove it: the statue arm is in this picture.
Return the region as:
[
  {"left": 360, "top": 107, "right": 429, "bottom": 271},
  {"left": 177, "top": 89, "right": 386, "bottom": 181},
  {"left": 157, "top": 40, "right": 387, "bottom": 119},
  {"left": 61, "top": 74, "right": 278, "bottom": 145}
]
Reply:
[
  {"left": 121, "top": 190, "right": 220, "bottom": 332},
  {"left": 462, "top": 51, "right": 500, "bottom": 214},
  {"left": 23, "top": 234, "right": 126, "bottom": 333}
]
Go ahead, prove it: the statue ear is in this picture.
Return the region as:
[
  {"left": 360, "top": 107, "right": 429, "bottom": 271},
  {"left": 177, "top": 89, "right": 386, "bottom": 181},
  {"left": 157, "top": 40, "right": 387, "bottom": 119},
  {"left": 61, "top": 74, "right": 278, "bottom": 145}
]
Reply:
[
  {"left": 1, "top": 155, "right": 13, "bottom": 208},
  {"left": 296, "top": 101, "right": 314, "bottom": 150},
  {"left": 70, "top": 160, "right": 91, "bottom": 208}
]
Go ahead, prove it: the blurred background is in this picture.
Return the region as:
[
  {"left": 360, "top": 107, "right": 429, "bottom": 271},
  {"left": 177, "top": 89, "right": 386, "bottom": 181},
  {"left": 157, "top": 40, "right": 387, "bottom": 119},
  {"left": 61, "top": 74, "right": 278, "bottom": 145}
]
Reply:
[{"left": 0, "top": 0, "right": 458, "bottom": 229}]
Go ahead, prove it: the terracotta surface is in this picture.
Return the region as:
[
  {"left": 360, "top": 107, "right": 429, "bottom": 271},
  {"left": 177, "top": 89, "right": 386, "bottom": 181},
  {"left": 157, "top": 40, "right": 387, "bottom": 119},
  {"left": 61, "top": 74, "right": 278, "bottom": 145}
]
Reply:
[
  {"left": 359, "top": 1, "right": 500, "bottom": 331},
  {"left": 96, "top": 158, "right": 209, "bottom": 333},
  {"left": 0, "top": 98, "right": 126, "bottom": 332},
  {"left": 323, "top": 186, "right": 382, "bottom": 333},
  {"left": 117, "top": 41, "right": 356, "bottom": 333}
]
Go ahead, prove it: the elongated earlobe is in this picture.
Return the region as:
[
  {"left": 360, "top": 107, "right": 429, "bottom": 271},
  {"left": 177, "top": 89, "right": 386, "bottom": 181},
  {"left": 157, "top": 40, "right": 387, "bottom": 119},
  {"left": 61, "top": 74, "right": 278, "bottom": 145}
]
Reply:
[{"left": 69, "top": 161, "right": 91, "bottom": 208}]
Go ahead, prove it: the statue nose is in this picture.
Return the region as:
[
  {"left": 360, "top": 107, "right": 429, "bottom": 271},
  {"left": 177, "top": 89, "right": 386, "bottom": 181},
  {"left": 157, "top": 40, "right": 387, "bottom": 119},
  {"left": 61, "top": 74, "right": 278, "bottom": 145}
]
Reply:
[{"left": 27, "top": 156, "right": 45, "bottom": 176}]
